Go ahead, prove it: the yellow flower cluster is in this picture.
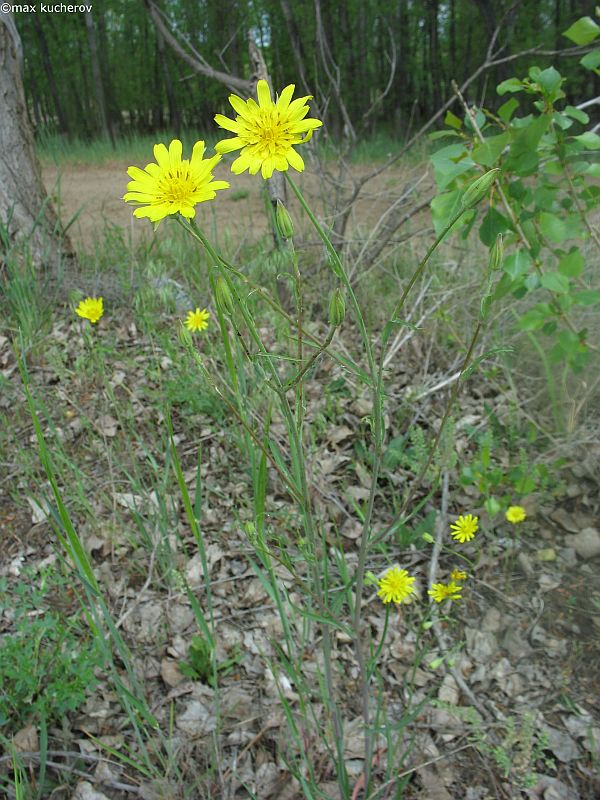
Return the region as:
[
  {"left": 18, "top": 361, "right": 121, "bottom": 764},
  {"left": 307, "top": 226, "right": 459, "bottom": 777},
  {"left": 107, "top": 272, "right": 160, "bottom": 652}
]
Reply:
[{"left": 123, "top": 81, "right": 322, "bottom": 222}]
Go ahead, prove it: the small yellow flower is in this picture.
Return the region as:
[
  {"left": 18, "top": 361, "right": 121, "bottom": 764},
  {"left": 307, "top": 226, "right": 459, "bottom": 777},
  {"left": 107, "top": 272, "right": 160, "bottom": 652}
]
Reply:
[
  {"left": 450, "top": 568, "right": 468, "bottom": 582},
  {"left": 428, "top": 582, "right": 462, "bottom": 603},
  {"left": 185, "top": 308, "right": 210, "bottom": 332},
  {"left": 450, "top": 513, "right": 479, "bottom": 543},
  {"left": 506, "top": 505, "right": 527, "bottom": 523},
  {"left": 123, "top": 139, "right": 229, "bottom": 223},
  {"left": 75, "top": 296, "right": 104, "bottom": 324},
  {"left": 214, "top": 80, "right": 323, "bottom": 179},
  {"left": 377, "top": 566, "right": 416, "bottom": 605}
]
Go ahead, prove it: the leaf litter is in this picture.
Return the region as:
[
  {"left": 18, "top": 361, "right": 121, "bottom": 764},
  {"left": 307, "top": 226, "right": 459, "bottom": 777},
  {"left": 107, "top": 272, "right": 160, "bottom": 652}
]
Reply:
[{"left": 0, "top": 302, "right": 599, "bottom": 799}]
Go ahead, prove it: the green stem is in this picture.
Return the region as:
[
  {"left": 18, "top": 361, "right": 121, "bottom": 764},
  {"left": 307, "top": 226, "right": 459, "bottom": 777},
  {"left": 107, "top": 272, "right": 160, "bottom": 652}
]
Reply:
[
  {"left": 185, "top": 210, "right": 348, "bottom": 791},
  {"left": 367, "top": 605, "right": 390, "bottom": 681},
  {"left": 374, "top": 320, "right": 484, "bottom": 548},
  {"left": 283, "top": 327, "right": 336, "bottom": 390}
]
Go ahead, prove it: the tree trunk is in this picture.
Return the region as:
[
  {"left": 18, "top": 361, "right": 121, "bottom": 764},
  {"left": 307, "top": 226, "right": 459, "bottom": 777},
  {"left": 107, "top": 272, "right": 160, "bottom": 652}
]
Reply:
[
  {"left": 0, "top": 12, "right": 74, "bottom": 268},
  {"left": 84, "top": 9, "right": 112, "bottom": 143},
  {"left": 31, "top": 13, "right": 69, "bottom": 136}
]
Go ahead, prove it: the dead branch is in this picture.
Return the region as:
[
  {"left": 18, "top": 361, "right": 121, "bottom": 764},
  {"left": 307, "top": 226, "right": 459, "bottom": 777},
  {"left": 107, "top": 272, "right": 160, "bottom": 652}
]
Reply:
[{"left": 143, "top": 0, "right": 252, "bottom": 94}]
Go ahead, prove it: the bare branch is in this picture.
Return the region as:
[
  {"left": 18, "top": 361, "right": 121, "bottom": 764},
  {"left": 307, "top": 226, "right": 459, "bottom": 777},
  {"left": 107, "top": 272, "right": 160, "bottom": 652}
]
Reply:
[{"left": 143, "top": 0, "right": 252, "bottom": 94}]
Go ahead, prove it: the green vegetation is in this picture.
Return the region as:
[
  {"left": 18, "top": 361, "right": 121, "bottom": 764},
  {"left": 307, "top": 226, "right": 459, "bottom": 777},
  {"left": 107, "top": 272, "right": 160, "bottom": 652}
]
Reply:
[
  {"left": 0, "top": 568, "right": 105, "bottom": 736},
  {"left": 1, "top": 10, "right": 599, "bottom": 799}
]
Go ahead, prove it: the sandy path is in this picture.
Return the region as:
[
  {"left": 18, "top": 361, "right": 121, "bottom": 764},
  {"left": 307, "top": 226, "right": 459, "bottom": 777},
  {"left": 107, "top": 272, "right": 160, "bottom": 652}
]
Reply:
[{"left": 42, "top": 157, "right": 422, "bottom": 253}]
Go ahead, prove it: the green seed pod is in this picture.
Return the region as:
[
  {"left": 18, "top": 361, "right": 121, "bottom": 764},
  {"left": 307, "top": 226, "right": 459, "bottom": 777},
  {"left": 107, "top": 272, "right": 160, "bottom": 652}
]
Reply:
[
  {"left": 489, "top": 233, "right": 504, "bottom": 271},
  {"left": 275, "top": 200, "right": 294, "bottom": 239},
  {"left": 214, "top": 275, "right": 234, "bottom": 316},
  {"left": 329, "top": 288, "right": 346, "bottom": 327},
  {"left": 461, "top": 168, "right": 500, "bottom": 209}
]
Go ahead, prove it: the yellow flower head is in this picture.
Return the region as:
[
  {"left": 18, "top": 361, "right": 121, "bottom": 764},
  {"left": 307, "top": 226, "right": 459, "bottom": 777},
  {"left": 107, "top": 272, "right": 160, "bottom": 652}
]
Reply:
[
  {"left": 450, "top": 513, "right": 479, "bottom": 543},
  {"left": 428, "top": 582, "right": 462, "bottom": 603},
  {"left": 450, "top": 568, "right": 468, "bottom": 582},
  {"left": 185, "top": 307, "right": 210, "bottom": 332},
  {"left": 75, "top": 296, "right": 103, "bottom": 324},
  {"left": 377, "top": 566, "right": 416, "bottom": 605},
  {"left": 123, "top": 139, "right": 229, "bottom": 223},
  {"left": 506, "top": 505, "right": 527, "bottom": 524},
  {"left": 214, "top": 80, "right": 323, "bottom": 179}
]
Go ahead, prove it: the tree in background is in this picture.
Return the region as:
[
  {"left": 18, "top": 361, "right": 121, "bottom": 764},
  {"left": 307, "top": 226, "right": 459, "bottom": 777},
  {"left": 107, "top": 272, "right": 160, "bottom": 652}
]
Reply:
[{"left": 13, "top": 0, "right": 598, "bottom": 142}]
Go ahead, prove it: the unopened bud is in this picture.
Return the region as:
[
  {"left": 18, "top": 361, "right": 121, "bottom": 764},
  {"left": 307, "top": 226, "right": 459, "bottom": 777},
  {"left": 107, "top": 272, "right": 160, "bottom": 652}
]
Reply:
[
  {"left": 329, "top": 288, "right": 346, "bottom": 327},
  {"left": 178, "top": 323, "right": 193, "bottom": 348},
  {"left": 461, "top": 168, "right": 500, "bottom": 209},
  {"left": 422, "top": 532, "right": 434, "bottom": 544},
  {"left": 480, "top": 294, "right": 493, "bottom": 320},
  {"left": 275, "top": 200, "right": 294, "bottom": 239},
  {"left": 214, "top": 275, "right": 234, "bottom": 316},
  {"left": 489, "top": 234, "right": 504, "bottom": 271},
  {"left": 364, "top": 571, "right": 378, "bottom": 587}
]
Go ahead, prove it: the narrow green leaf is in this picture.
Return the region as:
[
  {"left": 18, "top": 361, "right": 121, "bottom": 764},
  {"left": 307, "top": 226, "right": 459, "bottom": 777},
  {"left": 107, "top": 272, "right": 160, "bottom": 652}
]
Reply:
[{"left": 461, "top": 347, "right": 514, "bottom": 380}]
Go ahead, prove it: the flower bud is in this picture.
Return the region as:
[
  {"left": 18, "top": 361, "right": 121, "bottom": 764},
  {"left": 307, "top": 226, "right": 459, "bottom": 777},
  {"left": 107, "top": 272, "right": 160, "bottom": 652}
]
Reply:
[
  {"left": 178, "top": 323, "right": 193, "bottom": 348},
  {"left": 480, "top": 294, "right": 493, "bottom": 320},
  {"left": 364, "top": 571, "right": 378, "bottom": 587},
  {"left": 275, "top": 200, "right": 294, "bottom": 239},
  {"left": 421, "top": 532, "right": 434, "bottom": 544},
  {"left": 461, "top": 168, "right": 500, "bottom": 209},
  {"left": 328, "top": 288, "right": 346, "bottom": 327},
  {"left": 214, "top": 275, "right": 234, "bottom": 316},
  {"left": 489, "top": 233, "right": 504, "bottom": 271}
]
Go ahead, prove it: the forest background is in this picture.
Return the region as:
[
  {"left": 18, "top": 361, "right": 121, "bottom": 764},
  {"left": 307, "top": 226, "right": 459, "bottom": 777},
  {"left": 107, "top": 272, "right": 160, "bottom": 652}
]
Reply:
[{"left": 16, "top": 0, "right": 599, "bottom": 145}]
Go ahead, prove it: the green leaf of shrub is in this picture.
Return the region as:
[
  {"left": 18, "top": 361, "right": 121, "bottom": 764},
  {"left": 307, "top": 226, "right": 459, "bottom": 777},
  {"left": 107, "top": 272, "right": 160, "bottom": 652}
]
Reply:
[
  {"left": 479, "top": 207, "right": 513, "bottom": 246},
  {"left": 517, "top": 303, "right": 553, "bottom": 331},
  {"left": 473, "top": 132, "right": 510, "bottom": 167},
  {"left": 536, "top": 67, "right": 562, "bottom": 95},
  {"left": 498, "top": 98, "right": 519, "bottom": 122},
  {"left": 540, "top": 272, "right": 569, "bottom": 294},
  {"left": 580, "top": 50, "right": 600, "bottom": 70},
  {"left": 497, "top": 77, "right": 525, "bottom": 95},
  {"left": 539, "top": 211, "right": 581, "bottom": 242},
  {"left": 563, "top": 17, "right": 600, "bottom": 46},
  {"left": 574, "top": 290, "right": 600, "bottom": 306},
  {"left": 573, "top": 131, "right": 600, "bottom": 150},
  {"left": 503, "top": 249, "right": 531, "bottom": 279},
  {"left": 444, "top": 110, "right": 463, "bottom": 129},
  {"left": 564, "top": 105, "right": 590, "bottom": 124},
  {"left": 559, "top": 249, "right": 584, "bottom": 277}
]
